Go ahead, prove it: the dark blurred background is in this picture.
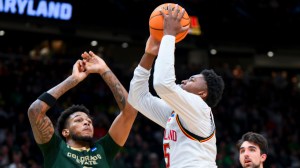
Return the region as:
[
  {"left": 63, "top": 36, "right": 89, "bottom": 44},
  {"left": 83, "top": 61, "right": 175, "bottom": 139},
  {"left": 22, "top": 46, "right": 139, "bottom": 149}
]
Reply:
[{"left": 0, "top": 0, "right": 300, "bottom": 168}]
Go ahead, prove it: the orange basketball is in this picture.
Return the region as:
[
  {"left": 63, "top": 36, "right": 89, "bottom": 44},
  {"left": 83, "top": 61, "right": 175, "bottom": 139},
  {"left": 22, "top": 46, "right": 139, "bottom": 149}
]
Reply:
[{"left": 149, "top": 3, "right": 190, "bottom": 43}]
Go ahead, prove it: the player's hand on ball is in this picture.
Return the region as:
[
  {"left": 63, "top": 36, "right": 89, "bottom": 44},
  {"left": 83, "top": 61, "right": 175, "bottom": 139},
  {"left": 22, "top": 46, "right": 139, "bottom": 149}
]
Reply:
[
  {"left": 161, "top": 4, "right": 190, "bottom": 37},
  {"left": 149, "top": 3, "right": 190, "bottom": 43}
]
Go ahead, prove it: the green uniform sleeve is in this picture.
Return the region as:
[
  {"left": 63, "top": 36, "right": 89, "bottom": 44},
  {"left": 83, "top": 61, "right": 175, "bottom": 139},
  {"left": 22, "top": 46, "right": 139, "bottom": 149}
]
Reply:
[
  {"left": 97, "top": 134, "right": 122, "bottom": 164},
  {"left": 38, "top": 133, "right": 61, "bottom": 167}
]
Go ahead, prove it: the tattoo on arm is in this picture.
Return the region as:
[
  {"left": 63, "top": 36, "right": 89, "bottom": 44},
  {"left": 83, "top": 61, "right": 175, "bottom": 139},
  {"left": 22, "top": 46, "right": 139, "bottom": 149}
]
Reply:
[
  {"left": 28, "top": 101, "right": 54, "bottom": 144},
  {"left": 101, "top": 71, "right": 126, "bottom": 110}
]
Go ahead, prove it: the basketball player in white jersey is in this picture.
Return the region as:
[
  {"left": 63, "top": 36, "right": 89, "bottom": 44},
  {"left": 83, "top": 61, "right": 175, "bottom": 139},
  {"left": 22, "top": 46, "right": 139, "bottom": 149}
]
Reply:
[{"left": 128, "top": 4, "right": 225, "bottom": 168}]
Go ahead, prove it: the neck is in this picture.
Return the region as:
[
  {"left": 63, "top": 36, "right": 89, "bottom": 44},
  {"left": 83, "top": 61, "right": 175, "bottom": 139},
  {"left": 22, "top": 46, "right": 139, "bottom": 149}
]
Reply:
[{"left": 66, "top": 139, "right": 90, "bottom": 149}]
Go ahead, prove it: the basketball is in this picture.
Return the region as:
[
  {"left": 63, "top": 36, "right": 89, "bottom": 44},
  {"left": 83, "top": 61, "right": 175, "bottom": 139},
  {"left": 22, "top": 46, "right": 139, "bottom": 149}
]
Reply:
[{"left": 149, "top": 3, "right": 190, "bottom": 43}]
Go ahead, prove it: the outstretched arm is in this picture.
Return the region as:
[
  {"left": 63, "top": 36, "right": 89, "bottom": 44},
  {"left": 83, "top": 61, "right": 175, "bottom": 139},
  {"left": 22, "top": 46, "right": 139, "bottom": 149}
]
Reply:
[
  {"left": 82, "top": 51, "right": 137, "bottom": 146},
  {"left": 28, "top": 60, "right": 88, "bottom": 144},
  {"left": 128, "top": 36, "right": 173, "bottom": 128}
]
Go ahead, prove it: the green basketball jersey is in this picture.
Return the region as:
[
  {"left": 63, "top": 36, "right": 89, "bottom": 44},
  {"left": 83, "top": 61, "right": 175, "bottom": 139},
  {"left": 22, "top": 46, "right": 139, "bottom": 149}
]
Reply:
[{"left": 38, "top": 133, "right": 121, "bottom": 168}]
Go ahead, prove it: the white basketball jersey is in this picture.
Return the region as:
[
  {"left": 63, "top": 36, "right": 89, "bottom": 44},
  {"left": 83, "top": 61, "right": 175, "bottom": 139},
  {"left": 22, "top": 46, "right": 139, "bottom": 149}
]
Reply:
[{"left": 163, "top": 112, "right": 217, "bottom": 168}]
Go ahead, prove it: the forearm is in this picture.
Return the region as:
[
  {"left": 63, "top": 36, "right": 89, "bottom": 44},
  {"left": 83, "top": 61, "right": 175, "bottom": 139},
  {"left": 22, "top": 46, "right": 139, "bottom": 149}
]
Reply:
[
  {"left": 101, "top": 65, "right": 139, "bottom": 146},
  {"left": 28, "top": 75, "right": 80, "bottom": 143},
  {"left": 139, "top": 53, "right": 157, "bottom": 70},
  {"left": 153, "top": 35, "right": 176, "bottom": 93},
  {"left": 47, "top": 75, "right": 80, "bottom": 99},
  {"left": 100, "top": 69, "right": 127, "bottom": 110},
  {"left": 29, "top": 75, "right": 80, "bottom": 116}
]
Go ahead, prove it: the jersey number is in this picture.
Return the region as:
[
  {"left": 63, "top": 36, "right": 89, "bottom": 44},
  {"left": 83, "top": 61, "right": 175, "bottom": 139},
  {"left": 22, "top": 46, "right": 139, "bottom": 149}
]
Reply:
[{"left": 163, "top": 143, "right": 170, "bottom": 168}]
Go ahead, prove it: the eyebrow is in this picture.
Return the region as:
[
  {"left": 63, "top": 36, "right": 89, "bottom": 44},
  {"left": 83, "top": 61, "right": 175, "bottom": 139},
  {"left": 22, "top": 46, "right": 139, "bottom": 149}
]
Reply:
[
  {"left": 72, "top": 114, "right": 87, "bottom": 119},
  {"left": 240, "top": 146, "right": 257, "bottom": 150},
  {"left": 73, "top": 115, "right": 82, "bottom": 118},
  {"left": 248, "top": 146, "right": 257, "bottom": 149}
]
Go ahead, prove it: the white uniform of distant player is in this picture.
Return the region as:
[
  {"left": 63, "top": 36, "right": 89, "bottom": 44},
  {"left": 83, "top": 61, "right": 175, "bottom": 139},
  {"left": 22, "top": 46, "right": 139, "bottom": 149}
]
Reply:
[{"left": 128, "top": 36, "right": 217, "bottom": 168}]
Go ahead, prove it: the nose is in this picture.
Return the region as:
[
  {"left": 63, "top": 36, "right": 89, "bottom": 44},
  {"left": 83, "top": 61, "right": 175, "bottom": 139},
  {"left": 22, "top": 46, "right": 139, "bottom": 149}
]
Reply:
[
  {"left": 244, "top": 151, "right": 250, "bottom": 158},
  {"left": 181, "top": 80, "right": 187, "bottom": 85},
  {"left": 83, "top": 119, "right": 90, "bottom": 126}
]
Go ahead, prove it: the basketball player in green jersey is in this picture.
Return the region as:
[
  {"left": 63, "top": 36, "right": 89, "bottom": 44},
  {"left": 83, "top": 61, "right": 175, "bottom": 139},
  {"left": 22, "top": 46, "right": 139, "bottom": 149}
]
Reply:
[{"left": 28, "top": 51, "right": 137, "bottom": 168}]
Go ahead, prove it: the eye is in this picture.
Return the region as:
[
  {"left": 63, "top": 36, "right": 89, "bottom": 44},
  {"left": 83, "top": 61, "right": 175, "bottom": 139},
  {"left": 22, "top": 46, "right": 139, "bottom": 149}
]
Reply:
[
  {"left": 240, "top": 149, "right": 245, "bottom": 154},
  {"left": 75, "top": 118, "right": 83, "bottom": 122},
  {"left": 188, "top": 77, "right": 194, "bottom": 81}
]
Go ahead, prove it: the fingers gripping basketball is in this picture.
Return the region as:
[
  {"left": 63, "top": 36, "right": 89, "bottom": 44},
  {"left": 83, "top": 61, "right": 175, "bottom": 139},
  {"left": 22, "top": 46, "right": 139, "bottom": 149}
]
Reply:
[{"left": 149, "top": 3, "right": 190, "bottom": 43}]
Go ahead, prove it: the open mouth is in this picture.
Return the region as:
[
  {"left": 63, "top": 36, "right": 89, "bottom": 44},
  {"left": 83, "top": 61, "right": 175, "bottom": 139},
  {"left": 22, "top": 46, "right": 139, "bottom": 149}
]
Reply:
[{"left": 244, "top": 159, "right": 252, "bottom": 164}]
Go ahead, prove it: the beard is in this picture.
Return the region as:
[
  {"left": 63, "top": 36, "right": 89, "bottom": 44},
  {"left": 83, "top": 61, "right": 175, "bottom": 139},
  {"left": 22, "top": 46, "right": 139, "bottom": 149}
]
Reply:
[{"left": 70, "top": 132, "right": 94, "bottom": 144}]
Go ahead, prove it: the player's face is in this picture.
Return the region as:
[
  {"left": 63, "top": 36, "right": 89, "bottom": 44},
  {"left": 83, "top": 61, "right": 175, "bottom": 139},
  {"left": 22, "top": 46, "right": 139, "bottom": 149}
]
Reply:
[
  {"left": 67, "top": 112, "right": 94, "bottom": 140},
  {"left": 239, "top": 141, "right": 267, "bottom": 168},
  {"left": 180, "top": 74, "right": 207, "bottom": 98}
]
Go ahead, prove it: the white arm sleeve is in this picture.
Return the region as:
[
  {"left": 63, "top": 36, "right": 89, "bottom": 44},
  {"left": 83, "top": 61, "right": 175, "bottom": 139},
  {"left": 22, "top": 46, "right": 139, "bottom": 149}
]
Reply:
[
  {"left": 128, "top": 65, "right": 173, "bottom": 128},
  {"left": 153, "top": 35, "right": 213, "bottom": 137}
]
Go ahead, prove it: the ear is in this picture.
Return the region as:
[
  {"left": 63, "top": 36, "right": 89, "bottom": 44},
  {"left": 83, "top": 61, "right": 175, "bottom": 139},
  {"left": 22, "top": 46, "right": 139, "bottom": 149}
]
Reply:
[
  {"left": 198, "top": 90, "right": 207, "bottom": 99},
  {"left": 261, "top": 154, "right": 267, "bottom": 162},
  {"left": 62, "top": 129, "right": 70, "bottom": 138}
]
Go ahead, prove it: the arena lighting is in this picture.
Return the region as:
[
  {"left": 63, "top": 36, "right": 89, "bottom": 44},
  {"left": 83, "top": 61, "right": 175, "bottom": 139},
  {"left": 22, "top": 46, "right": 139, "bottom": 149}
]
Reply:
[
  {"left": 91, "top": 40, "right": 98, "bottom": 47},
  {"left": 121, "top": 42, "right": 128, "bottom": 48},
  {"left": 0, "top": 0, "right": 72, "bottom": 20},
  {"left": 210, "top": 49, "right": 217, "bottom": 55},
  {"left": 267, "top": 51, "right": 274, "bottom": 57},
  {"left": 0, "top": 30, "right": 5, "bottom": 36}
]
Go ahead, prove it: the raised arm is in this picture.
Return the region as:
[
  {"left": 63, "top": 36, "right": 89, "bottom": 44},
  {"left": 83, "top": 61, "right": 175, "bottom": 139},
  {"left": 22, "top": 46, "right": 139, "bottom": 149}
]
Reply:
[
  {"left": 28, "top": 60, "right": 88, "bottom": 144},
  {"left": 82, "top": 51, "right": 137, "bottom": 146},
  {"left": 128, "top": 36, "right": 174, "bottom": 128},
  {"left": 140, "top": 35, "right": 160, "bottom": 70}
]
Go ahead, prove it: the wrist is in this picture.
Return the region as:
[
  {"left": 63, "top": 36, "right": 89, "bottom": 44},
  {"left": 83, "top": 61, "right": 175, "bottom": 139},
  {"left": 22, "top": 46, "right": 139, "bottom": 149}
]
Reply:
[
  {"left": 38, "top": 92, "right": 56, "bottom": 107},
  {"left": 99, "top": 67, "right": 111, "bottom": 76},
  {"left": 67, "top": 75, "right": 81, "bottom": 86},
  {"left": 144, "top": 52, "right": 157, "bottom": 58}
]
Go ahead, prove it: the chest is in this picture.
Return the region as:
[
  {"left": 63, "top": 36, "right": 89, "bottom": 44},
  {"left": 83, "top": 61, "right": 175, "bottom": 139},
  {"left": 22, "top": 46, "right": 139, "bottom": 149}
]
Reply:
[{"left": 54, "top": 145, "right": 110, "bottom": 168}]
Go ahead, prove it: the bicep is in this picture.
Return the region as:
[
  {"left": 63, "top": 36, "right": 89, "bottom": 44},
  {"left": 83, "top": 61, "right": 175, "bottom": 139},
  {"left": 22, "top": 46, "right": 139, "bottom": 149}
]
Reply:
[{"left": 28, "top": 101, "right": 54, "bottom": 144}]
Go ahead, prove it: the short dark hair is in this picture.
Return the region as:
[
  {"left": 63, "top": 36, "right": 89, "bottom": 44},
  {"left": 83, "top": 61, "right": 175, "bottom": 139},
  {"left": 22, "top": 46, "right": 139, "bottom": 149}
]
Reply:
[
  {"left": 201, "top": 69, "right": 224, "bottom": 107},
  {"left": 56, "top": 104, "right": 91, "bottom": 141},
  {"left": 236, "top": 132, "right": 268, "bottom": 155}
]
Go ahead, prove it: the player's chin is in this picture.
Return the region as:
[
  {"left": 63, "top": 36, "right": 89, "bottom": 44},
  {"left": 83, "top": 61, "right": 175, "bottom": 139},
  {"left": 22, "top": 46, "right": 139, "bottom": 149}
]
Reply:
[
  {"left": 81, "top": 132, "right": 93, "bottom": 138},
  {"left": 243, "top": 162, "right": 252, "bottom": 167}
]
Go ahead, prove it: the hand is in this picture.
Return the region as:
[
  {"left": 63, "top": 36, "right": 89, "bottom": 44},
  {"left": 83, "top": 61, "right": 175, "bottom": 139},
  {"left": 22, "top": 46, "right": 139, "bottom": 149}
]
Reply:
[
  {"left": 81, "top": 51, "right": 109, "bottom": 75},
  {"left": 71, "top": 59, "right": 88, "bottom": 82},
  {"left": 160, "top": 4, "right": 190, "bottom": 36},
  {"left": 145, "top": 35, "right": 160, "bottom": 56}
]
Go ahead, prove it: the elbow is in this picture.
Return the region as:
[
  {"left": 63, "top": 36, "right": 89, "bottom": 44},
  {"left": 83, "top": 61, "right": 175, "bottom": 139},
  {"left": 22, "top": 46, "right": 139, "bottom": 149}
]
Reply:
[
  {"left": 27, "top": 102, "right": 37, "bottom": 119},
  {"left": 128, "top": 80, "right": 140, "bottom": 107},
  {"left": 28, "top": 102, "right": 35, "bottom": 115},
  {"left": 128, "top": 90, "right": 137, "bottom": 107},
  {"left": 27, "top": 100, "right": 44, "bottom": 119}
]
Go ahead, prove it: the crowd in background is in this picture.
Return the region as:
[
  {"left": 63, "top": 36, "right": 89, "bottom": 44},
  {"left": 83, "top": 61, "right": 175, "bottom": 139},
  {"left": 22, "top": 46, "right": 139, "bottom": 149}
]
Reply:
[{"left": 0, "top": 47, "right": 299, "bottom": 168}]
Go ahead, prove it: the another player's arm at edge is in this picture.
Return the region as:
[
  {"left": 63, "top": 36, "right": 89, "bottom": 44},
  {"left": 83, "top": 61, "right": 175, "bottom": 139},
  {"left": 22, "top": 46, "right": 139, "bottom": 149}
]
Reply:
[
  {"left": 101, "top": 69, "right": 138, "bottom": 146},
  {"left": 28, "top": 70, "right": 81, "bottom": 144}
]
